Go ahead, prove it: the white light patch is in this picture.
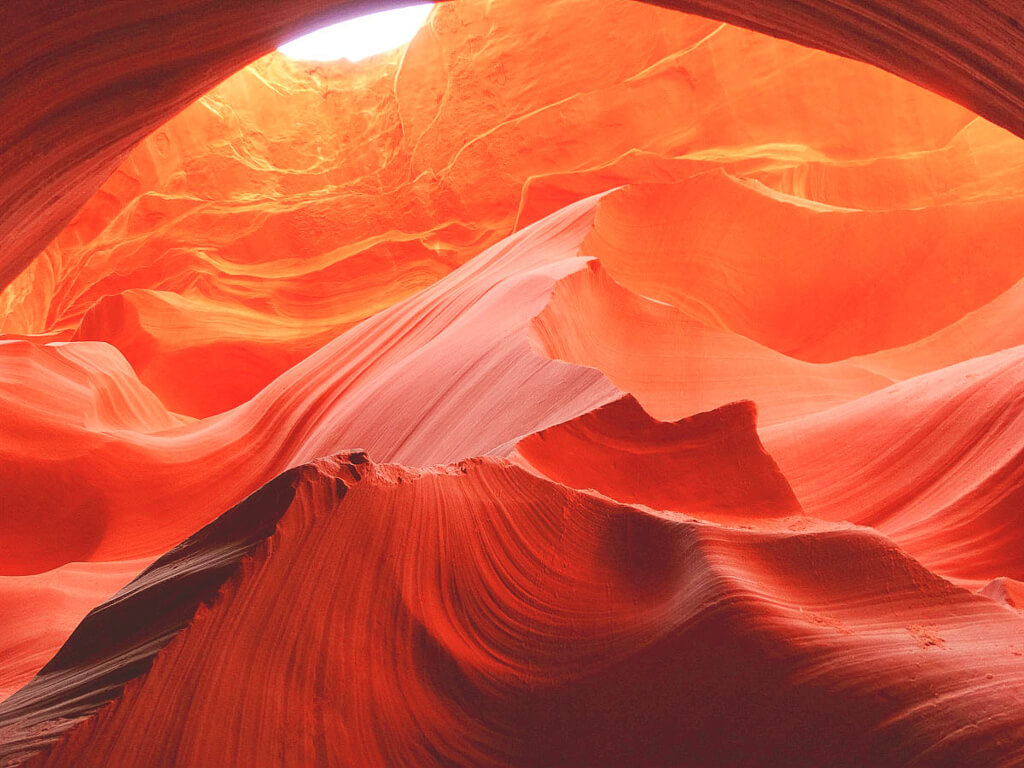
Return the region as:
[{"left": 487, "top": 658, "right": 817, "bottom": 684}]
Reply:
[{"left": 278, "top": 4, "right": 434, "bottom": 62}]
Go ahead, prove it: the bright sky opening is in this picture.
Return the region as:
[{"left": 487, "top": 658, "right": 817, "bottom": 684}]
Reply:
[{"left": 278, "top": 4, "right": 434, "bottom": 62}]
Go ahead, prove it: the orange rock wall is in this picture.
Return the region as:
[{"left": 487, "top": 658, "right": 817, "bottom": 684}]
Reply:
[{"left": 2, "top": 0, "right": 1024, "bottom": 765}]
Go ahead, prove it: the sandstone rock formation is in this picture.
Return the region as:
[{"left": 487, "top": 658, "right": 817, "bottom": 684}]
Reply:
[{"left": 3, "top": 0, "right": 1024, "bottom": 765}]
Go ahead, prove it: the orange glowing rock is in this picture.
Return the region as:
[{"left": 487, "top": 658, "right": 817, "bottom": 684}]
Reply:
[
  {"left": 3, "top": 0, "right": 1024, "bottom": 765},
  {"left": 580, "top": 174, "right": 1024, "bottom": 362},
  {"left": 530, "top": 259, "right": 890, "bottom": 425},
  {"left": 1, "top": 0, "right": 1000, "bottom": 413}
]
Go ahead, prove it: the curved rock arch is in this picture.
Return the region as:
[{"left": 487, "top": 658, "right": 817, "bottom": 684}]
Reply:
[{"left": 1, "top": 0, "right": 1022, "bottom": 291}]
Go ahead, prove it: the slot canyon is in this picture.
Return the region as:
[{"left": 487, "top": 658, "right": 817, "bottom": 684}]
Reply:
[{"left": 2, "top": 0, "right": 1024, "bottom": 765}]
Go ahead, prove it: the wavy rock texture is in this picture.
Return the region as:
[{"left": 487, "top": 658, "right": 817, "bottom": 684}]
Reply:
[
  {"left": 514, "top": 396, "right": 803, "bottom": 521},
  {"left": 0, "top": 193, "right": 618, "bottom": 696},
  {"left": 4, "top": 454, "right": 1024, "bottom": 767},
  {"left": 762, "top": 347, "right": 1024, "bottom": 585},
  {"left": 5, "top": 0, "right": 1024, "bottom": 294},
  {"left": 6, "top": 0, "right": 991, "bottom": 415},
  {"left": 530, "top": 260, "right": 892, "bottom": 425},
  {"left": 3, "top": 0, "right": 1024, "bottom": 765}
]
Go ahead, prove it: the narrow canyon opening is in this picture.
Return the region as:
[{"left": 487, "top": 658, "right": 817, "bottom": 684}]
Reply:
[{"left": 278, "top": 3, "right": 435, "bottom": 62}]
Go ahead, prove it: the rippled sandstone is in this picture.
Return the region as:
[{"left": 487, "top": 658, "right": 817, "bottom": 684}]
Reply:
[{"left": 3, "top": 0, "right": 1024, "bottom": 765}]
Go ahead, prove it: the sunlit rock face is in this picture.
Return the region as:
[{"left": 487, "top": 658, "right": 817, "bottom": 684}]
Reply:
[{"left": 3, "top": 0, "right": 1024, "bottom": 765}]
